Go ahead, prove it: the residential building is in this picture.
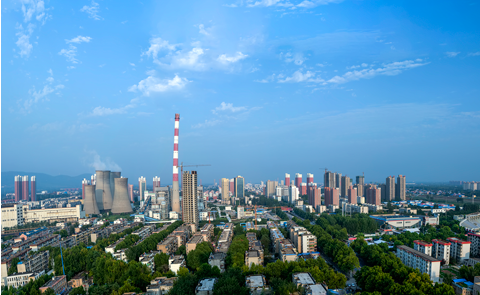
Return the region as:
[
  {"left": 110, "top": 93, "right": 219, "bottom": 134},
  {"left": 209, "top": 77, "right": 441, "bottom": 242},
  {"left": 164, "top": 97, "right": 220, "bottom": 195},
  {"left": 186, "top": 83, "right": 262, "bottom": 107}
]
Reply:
[
  {"left": 280, "top": 247, "right": 298, "bottom": 262},
  {"left": 341, "top": 176, "right": 351, "bottom": 197},
  {"left": 39, "top": 275, "right": 67, "bottom": 294},
  {"left": 182, "top": 171, "right": 199, "bottom": 227},
  {"left": 1, "top": 204, "right": 25, "bottom": 228},
  {"left": 348, "top": 186, "right": 357, "bottom": 204},
  {"left": 234, "top": 176, "right": 245, "bottom": 199},
  {"left": 186, "top": 235, "right": 205, "bottom": 254},
  {"left": 200, "top": 224, "right": 214, "bottom": 241},
  {"left": 265, "top": 180, "right": 278, "bottom": 198},
  {"left": 195, "top": 278, "right": 217, "bottom": 295},
  {"left": 157, "top": 236, "right": 178, "bottom": 255},
  {"left": 366, "top": 185, "right": 381, "bottom": 205},
  {"left": 396, "top": 245, "right": 441, "bottom": 283},
  {"left": 448, "top": 237, "right": 471, "bottom": 262},
  {"left": 208, "top": 252, "right": 226, "bottom": 273},
  {"left": 324, "top": 187, "right": 339, "bottom": 206},
  {"left": 396, "top": 175, "right": 406, "bottom": 201},
  {"left": 292, "top": 272, "right": 316, "bottom": 288},
  {"left": 4, "top": 272, "right": 40, "bottom": 289},
  {"left": 305, "top": 284, "right": 327, "bottom": 295},
  {"left": 169, "top": 255, "right": 186, "bottom": 274},
  {"left": 413, "top": 240, "right": 433, "bottom": 256},
  {"left": 139, "top": 251, "right": 159, "bottom": 273},
  {"left": 16, "top": 250, "right": 49, "bottom": 274},
  {"left": 288, "top": 185, "right": 299, "bottom": 204},
  {"left": 468, "top": 233, "right": 480, "bottom": 257},
  {"left": 245, "top": 250, "right": 262, "bottom": 267},
  {"left": 308, "top": 187, "right": 321, "bottom": 209},
  {"left": 324, "top": 171, "right": 335, "bottom": 188},
  {"left": 246, "top": 275, "right": 270, "bottom": 295},
  {"left": 68, "top": 271, "right": 87, "bottom": 289},
  {"left": 285, "top": 174, "right": 290, "bottom": 187},
  {"left": 221, "top": 178, "right": 230, "bottom": 204},
  {"left": 386, "top": 176, "right": 395, "bottom": 202}
]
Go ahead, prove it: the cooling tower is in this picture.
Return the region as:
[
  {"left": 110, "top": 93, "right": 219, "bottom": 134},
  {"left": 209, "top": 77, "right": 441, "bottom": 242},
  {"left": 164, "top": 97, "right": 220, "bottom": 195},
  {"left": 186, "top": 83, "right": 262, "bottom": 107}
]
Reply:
[
  {"left": 84, "top": 185, "right": 100, "bottom": 215},
  {"left": 95, "top": 170, "right": 113, "bottom": 212},
  {"left": 111, "top": 177, "right": 133, "bottom": 214},
  {"left": 110, "top": 171, "right": 121, "bottom": 199}
]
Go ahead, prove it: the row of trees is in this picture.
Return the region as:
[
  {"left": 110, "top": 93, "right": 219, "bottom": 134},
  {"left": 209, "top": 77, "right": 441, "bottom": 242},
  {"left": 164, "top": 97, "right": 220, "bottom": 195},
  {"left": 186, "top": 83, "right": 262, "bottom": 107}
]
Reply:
[
  {"left": 187, "top": 242, "right": 214, "bottom": 270},
  {"left": 114, "top": 234, "right": 140, "bottom": 251},
  {"left": 319, "top": 213, "right": 378, "bottom": 235},
  {"left": 93, "top": 224, "right": 144, "bottom": 251},
  {"left": 167, "top": 251, "right": 347, "bottom": 295},
  {"left": 351, "top": 237, "right": 455, "bottom": 294},
  {"left": 294, "top": 217, "right": 360, "bottom": 273},
  {"left": 227, "top": 234, "right": 249, "bottom": 268},
  {"left": 125, "top": 220, "right": 183, "bottom": 262}
]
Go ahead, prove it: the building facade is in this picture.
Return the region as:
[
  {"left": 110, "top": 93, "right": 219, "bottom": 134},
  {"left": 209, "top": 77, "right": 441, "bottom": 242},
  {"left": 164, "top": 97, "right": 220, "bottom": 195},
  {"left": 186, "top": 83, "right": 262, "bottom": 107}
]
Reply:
[
  {"left": 182, "top": 171, "right": 199, "bottom": 227},
  {"left": 397, "top": 245, "right": 441, "bottom": 283}
]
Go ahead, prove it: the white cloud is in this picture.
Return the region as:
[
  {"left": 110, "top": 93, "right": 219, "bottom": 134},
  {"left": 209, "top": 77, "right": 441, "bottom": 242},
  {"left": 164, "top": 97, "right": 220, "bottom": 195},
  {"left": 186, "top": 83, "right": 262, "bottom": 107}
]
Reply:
[
  {"left": 48, "top": 69, "right": 53, "bottom": 76},
  {"left": 468, "top": 52, "right": 480, "bottom": 56},
  {"left": 175, "top": 47, "right": 205, "bottom": 69},
  {"left": 129, "top": 72, "right": 189, "bottom": 96},
  {"left": 445, "top": 52, "right": 460, "bottom": 58},
  {"left": 22, "top": 74, "right": 64, "bottom": 112},
  {"left": 278, "top": 69, "right": 323, "bottom": 83},
  {"left": 213, "top": 102, "right": 247, "bottom": 114},
  {"left": 247, "top": 0, "right": 283, "bottom": 7},
  {"left": 90, "top": 106, "right": 129, "bottom": 116},
  {"left": 197, "top": 24, "right": 211, "bottom": 36},
  {"left": 21, "top": 0, "right": 50, "bottom": 24},
  {"left": 129, "top": 62, "right": 136, "bottom": 67},
  {"left": 297, "top": 0, "right": 343, "bottom": 8},
  {"left": 282, "top": 52, "right": 306, "bottom": 65},
  {"left": 15, "top": 23, "right": 35, "bottom": 58},
  {"left": 80, "top": 1, "right": 102, "bottom": 20},
  {"left": 217, "top": 52, "right": 248, "bottom": 64},
  {"left": 192, "top": 119, "right": 222, "bottom": 129},
  {"left": 59, "top": 45, "right": 79, "bottom": 63},
  {"left": 328, "top": 59, "right": 428, "bottom": 84},
  {"left": 142, "top": 37, "right": 177, "bottom": 61},
  {"left": 347, "top": 63, "right": 369, "bottom": 69},
  {"left": 66, "top": 36, "right": 92, "bottom": 44}
]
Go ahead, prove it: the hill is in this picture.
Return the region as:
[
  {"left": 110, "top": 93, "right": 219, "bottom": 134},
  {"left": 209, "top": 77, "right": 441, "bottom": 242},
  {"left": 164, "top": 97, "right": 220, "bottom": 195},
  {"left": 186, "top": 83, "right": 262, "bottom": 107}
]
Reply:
[{"left": 1, "top": 171, "right": 91, "bottom": 193}]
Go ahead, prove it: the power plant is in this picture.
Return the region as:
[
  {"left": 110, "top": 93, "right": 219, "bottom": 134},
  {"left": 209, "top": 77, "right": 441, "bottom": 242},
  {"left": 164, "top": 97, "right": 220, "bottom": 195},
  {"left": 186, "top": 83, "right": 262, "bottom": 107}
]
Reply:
[
  {"left": 84, "top": 184, "right": 100, "bottom": 215},
  {"left": 171, "top": 113, "right": 181, "bottom": 214},
  {"left": 111, "top": 177, "right": 133, "bottom": 214}
]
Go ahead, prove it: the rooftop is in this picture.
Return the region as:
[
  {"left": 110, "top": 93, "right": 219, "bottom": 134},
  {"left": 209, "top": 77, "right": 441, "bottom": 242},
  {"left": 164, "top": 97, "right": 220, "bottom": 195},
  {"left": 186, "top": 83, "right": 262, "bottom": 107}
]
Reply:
[
  {"left": 293, "top": 272, "right": 316, "bottom": 286},
  {"left": 196, "top": 278, "right": 217, "bottom": 291},
  {"left": 397, "top": 245, "right": 442, "bottom": 262},
  {"left": 188, "top": 235, "right": 204, "bottom": 244},
  {"left": 247, "top": 250, "right": 260, "bottom": 258},
  {"left": 246, "top": 275, "right": 265, "bottom": 289}
]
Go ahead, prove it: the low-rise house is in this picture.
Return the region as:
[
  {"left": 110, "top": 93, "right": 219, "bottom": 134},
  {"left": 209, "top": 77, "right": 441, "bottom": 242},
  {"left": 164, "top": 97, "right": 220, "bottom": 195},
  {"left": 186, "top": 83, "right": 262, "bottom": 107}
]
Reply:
[
  {"left": 208, "top": 252, "right": 226, "bottom": 273},
  {"left": 3, "top": 272, "right": 41, "bottom": 289},
  {"left": 39, "top": 275, "right": 67, "bottom": 294},
  {"left": 246, "top": 275, "right": 270, "bottom": 295},
  {"left": 68, "top": 271, "right": 87, "bottom": 289},
  {"left": 195, "top": 278, "right": 217, "bottom": 295},
  {"left": 292, "top": 272, "right": 316, "bottom": 289},
  {"left": 187, "top": 235, "right": 205, "bottom": 254},
  {"left": 169, "top": 255, "right": 186, "bottom": 274}
]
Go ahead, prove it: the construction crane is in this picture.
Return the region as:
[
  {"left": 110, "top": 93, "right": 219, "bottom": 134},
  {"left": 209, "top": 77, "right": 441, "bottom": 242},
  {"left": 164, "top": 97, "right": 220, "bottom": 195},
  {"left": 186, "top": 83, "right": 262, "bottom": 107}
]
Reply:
[
  {"left": 244, "top": 205, "right": 285, "bottom": 230},
  {"left": 177, "top": 162, "right": 211, "bottom": 188}
]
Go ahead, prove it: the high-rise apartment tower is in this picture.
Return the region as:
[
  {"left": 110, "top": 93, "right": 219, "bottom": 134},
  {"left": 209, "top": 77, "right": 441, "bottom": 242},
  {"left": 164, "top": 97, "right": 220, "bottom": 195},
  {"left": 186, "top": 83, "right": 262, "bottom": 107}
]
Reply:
[
  {"left": 396, "top": 175, "right": 406, "bottom": 201},
  {"left": 182, "top": 171, "right": 199, "bottom": 227}
]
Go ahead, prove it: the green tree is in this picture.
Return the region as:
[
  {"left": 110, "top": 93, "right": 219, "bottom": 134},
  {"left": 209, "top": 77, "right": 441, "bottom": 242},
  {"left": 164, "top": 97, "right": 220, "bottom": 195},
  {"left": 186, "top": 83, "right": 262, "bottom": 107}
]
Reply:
[
  {"left": 187, "top": 242, "right": 213, "bottom": 270},
  {"left": 8, "top": 257, "right": 20, "bottom": 275},
  {"left": 154, "top": 253, "right": 170, "bottom": 273}
]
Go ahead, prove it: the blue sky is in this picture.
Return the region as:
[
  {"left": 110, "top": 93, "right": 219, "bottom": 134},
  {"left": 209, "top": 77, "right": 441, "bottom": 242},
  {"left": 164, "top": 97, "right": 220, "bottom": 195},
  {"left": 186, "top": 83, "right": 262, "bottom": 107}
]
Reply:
[{"left": 2, "top": 0, "right": 480, "bottom": 185}]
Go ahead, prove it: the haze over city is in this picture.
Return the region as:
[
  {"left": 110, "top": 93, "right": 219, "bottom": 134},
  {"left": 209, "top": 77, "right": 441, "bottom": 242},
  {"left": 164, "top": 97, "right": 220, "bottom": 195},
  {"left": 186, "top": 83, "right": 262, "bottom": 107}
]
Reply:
[{"left": 2, "top": 1, "right": 480, "bottom": 184}]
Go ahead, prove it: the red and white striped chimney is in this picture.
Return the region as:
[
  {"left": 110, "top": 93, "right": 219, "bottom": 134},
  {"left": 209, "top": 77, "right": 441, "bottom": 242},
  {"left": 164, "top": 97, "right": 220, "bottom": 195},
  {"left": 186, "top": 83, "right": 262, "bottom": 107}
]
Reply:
[{"left": 171, "top": 113, "right": 181, "bottom": 213}]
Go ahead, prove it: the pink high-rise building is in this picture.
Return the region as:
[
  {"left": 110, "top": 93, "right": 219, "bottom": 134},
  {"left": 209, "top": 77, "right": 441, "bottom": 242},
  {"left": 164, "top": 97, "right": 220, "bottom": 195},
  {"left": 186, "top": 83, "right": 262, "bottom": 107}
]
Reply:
[
  {"left": 129, "top": 184, "right": 134, "bottom": 202},
  {"left": 82, "top": 178, "right": 89, "bottom": 200},
  {"left": 295, "top": 173, "right": 302, "bottom": 189},
  {"left": 31, "top": 176, "right": 36, "bottom": 201},
  {"left": 229, "top": 179, "right": 234, "bottom": 193},
  {"left": 300, "top": 183, "right": 307, "bottom": 195},
  {"left": 14, "top": 175, "right": 22, "bottom": 202},
  {"left": 366, "top": 186, "right": 381, "bottom": 205},
  {"left": 348, "top": 186, "right": 357, "bottom": 204},
  {"left": 307, "top": 173, "right": 313, "bottom": 184},
  {"left": 285, "top": 173, "right": 290, "bottom": 187},
  {"left": 22, "top": 176, "right": 29, "bottom": 201},
  {"left": 308, "top": 187, "right": 321, "bottom": 209},
  {"left": 324, "top": 187, "right": 339, "bottom": 206}
]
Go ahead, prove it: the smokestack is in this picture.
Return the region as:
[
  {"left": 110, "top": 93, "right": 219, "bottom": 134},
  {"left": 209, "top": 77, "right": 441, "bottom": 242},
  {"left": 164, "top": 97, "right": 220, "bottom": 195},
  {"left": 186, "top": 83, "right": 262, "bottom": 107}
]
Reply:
[
  {"left": 111, "top": 177, "right": 133, "bottom": 214},
  {"left": 84, "top": 185, "right": 100, "bottom": 215},
  {"left": 171, "top": 113, "right": 181, "bottom": 213}
]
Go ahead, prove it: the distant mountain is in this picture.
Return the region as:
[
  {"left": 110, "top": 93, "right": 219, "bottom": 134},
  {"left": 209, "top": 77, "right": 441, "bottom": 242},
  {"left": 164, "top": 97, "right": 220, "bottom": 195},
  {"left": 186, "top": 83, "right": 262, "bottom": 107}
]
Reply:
[{"left": 1, "top": 171, "right": 91, "bottom": 193}]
